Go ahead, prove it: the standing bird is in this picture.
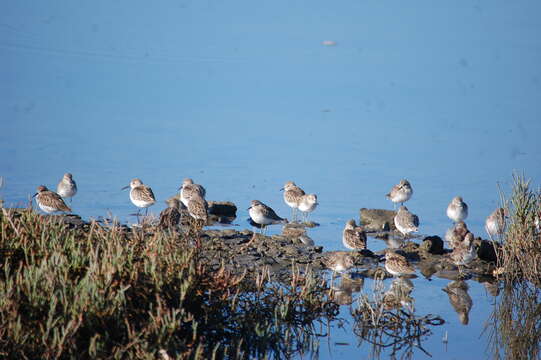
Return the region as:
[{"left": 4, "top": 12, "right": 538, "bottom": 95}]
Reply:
[
  {"left": 186, "top": 194, "right": 208, "bottom": 225},
  {"left": 298, "top": 193, "right": 318, "bottom": 222},
  {"left": 56, "top": 173, "right": 77, "bottom": 204},
  {"left": 385, "top": 251, "right": 415, "bottom": 277},
  {"left": 159, "top": 198, "right": 182, "bottom": 230},
  {"left": 179, "top": 178, "right": 206, "bottom": 208},
  {"left": 248, "top": 200, "right": 287, "bottom": 234},
  {"left": 33, "top": 185, "right": 71, "bottom": 213},
  {"left": 122, "top": 178, "right": 156, "bottom": 218},
  {"left": 342, "top": 219, "right": 367, "bottom": 250},
  {"left": 485, "top": 207, "right": 508, "bottom": 239},
  {"left": 445, "top": 221, "right": 471, "bottom": 249},
  {"left": 394, "top": 206, "right": 419, "bottom": 237},
  {"left": 447, "top": 196, "right": 468, "bottom": 223},
  {"left": 323, "top": 251, "right": 356, "bottom": 273},
  {"left": 386, "top": 179, "right": 413, "bottom": 208},
  {"left": 442, "top": 281, "right": 473, "bottom": 325},
  {"left": 450, "top": 232, "right": 477, "bottom": 269},
  {"left": 281, "top": 181, "right": 305, "bottom": 222}
]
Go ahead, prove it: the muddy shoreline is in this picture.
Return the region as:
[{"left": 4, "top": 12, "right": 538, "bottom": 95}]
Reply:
[{"left": 1, "top": 205, "right": 500, "bottom": 286}]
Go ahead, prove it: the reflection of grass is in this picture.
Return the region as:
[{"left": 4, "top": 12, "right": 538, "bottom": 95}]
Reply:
[
  {"left": 487, "top": 283, "right": 541, "bottom": 360},
  {"left": 0, "top": 209, "right": 338, "bottom": 359},
  {"left": 352, "top": 277, "right": 444, "bottom": 359},
  {"left": 495, "top": 173, "right": 541, "bottom": 285}
]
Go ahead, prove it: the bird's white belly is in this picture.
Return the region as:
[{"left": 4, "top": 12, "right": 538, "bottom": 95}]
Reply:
[
  {"left": 58, "top": 187, "right": 76, "bottom": 198},
  {"left": 391, "top": 191, "right": 411, "bottom": 203},
  {"left": 249, "top": 208, "right": 272, "bottom": 225},
  {"left": 38, "top": 203, "right": 57, "bottom": 213},
  {"left": 298, "top": 202, "right": 317, "bottom": 213},
  {"left": 130, "top": 194, "right": 154, "bottom": 208}
]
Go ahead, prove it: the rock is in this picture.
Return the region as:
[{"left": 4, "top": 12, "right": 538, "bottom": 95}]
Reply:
[
  {"left": 208, "top": 201, "right": 237, "bottom": 217},
  {"left": 475, "top": 239, "right": 498, "bottom": 262},
  {"left": 420, "top": 236, "right": 445, "bottom": 255},
  {"left": 360, "top": 208, "right": 396, "bottom": 231}
]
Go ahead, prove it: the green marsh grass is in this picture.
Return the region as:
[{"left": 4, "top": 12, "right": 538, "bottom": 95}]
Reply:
[{"left": 0, "top": 209, "right": 337, "bottom": 359}]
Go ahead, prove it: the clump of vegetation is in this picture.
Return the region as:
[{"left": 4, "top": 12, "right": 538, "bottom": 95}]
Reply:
[
  {"left": 486, "top": 173, "right": 541, "bottom": 360},
  {"left": 495, "top": 173, "right": 541, "bottom": 286},
  {"left": 0, "top": 209, "right": 338, "bottom": 359}
]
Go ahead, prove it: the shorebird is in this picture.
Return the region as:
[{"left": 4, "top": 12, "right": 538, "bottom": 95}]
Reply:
[
  {"left": 394, "top": 206, "right": 419, "bottom": 237},
  {"left": 485, "top": 207, "right": 507, "bottom": 239},
  {"left": 186, "top": 194, "right": 208, "bottom": 224},
  {"left": 322, "top": 251, "right": 356, "bottom": 273},
  {"left": 56, "top": 173, "right": 77, "bottom": 204},
  {"left": 281, "top": 181, "right": 305, "bottom": 222},
  {"left": 445, "top": 221, "right": 471, "bottom": 249},
  {"left": 447, "top": 196, "right": 468, "bottom": 223},
  {"left": 384, "top": 251, "right": 415, "bottom": 277},
  {"left": 33, "top": 185, "right": 71, "bottom": 213},
  {"left": 248, "top": 200, "right": 287, "bottom": 234},
  {"left": 122, "top": 178, "right": 156, "bottom": 218},
  {"left": 450, "top": 232, "right": 477, "bottom": 269},
  {"left": 386, "top": 179, "right": 413, "bottom": 208},
  {"left": 159, "top": 198, "right": 182, "bottom": 230},
  {"left": 442, "top": 280, "right": 473, "bottom": 325},
  {"left": 179, "top": 178, "right": 206, "bottom": 208},
  {"left": 298, "top": 194, "right": 318, "bottom": 222},
  {"left": 342, "top": 219, "right": 367, "bottom": 250}
]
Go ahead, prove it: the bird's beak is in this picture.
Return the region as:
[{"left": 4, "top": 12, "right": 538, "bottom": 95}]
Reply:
[
  {"left": 247, "top": 206, "right": 252, "bottom": 210},
  {"left": 32, "top": 193, "right": 38, "bottom": 198},
  {"left": 178, "top": 186, "right": 182, "bottom": 191},
  {"left": 280, "top": 187, "right": 284, "bottom": 191},
  {"left": 121, "top": 185, "right": 130, "bottom": 190}
]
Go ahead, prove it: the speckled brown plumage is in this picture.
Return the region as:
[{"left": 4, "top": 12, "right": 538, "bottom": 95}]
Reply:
[
  {"left": 159, "top": 198, "right": 182, "bottom": 229},
  {"left": 342, "top": 219, "right": 367, "bottom": 250},
  {"left": 33, "top": 185, "right": 71, "bottom": 213}
]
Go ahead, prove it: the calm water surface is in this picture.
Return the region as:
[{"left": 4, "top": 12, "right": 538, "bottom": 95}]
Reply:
[{"left": 2, "top": 1, "right": 541, "bottom": 359}]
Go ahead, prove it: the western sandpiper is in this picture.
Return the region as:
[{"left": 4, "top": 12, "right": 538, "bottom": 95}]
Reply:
[
  {"left": 394, "top": 206, "right": 419, "bottom": 237},
  {"left": 445, "top": 221, "right": 471, "bottom": 249},
  {"left": 450, "top": 232, "right": 477, "bottom": 268},
  {"left": 281, "top": 181, "right": 305, "bottom": 222},
  {"left": 442, "top": 280, "right": 472, "bottom": 325},
  {"left": 447, "top": 196, "right": 468, "bottom": 223},
  {"left": 298, "top": 194, "right": 318, "bottom": 222},
  {"left": 159, "top": 198, "right": 182, "bottom": 229},
  {"left": 386, "top": 179, "right": 413, "bottom": 207},
  {"left": 179, "top": 178, "right": 206, "bottom": 208},
  {"left": 248, "top": 200, "right": 287, "bottom": 233},
  {"left": 122, "top": 178, "right": 156, "bottom": 217},
  {"left": 186, "top": 194, "right": 208, "bottom": 223},
  {"left": 384, "top": 251, "right": 415, "bottom": 277},
  {"left": 56, "top": 173, "right": 77, "bottom": 204},
  {"left": 33, "top": 185, "right": 71, "bottom": 213},
  {"left": 322, "top": 251, "right": 356, "bottom": 273},
  {"left": 485, "top": 207, "right": 507, "bottom": 239},
  {"left": 342, "top": 219, "right": 367, "bottom": 250}
]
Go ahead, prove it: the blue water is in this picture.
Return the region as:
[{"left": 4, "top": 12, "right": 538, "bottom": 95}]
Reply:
[{"left": 1, "top": 1, "right": 540, "bottom": 359}]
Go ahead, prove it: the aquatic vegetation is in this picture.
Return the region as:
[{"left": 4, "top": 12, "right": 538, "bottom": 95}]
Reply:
[
  {"left": 486, "top": 173, "right": 541, "bottom": 360},
  {"left": 494, "top": 173, "right": 541, "bottom": 286},
  {"left": 0, "top": 209, "right": 338, "bottom": 359}
]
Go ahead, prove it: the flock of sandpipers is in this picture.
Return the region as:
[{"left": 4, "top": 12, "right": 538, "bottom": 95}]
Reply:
[{"left": 29, "top": 175, "right": 510, "bottom": 277}]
